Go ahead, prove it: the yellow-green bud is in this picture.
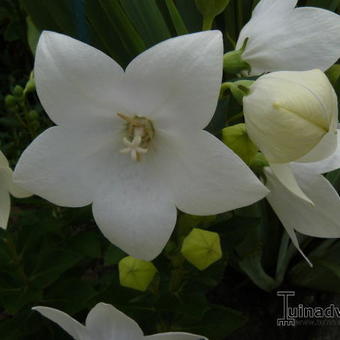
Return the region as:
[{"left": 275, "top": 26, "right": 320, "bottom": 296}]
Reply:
[
  {"left": 249, "top": 152, "right": 269, "bottom": 175},
  {"left": 181, "top": 228, "right": 222, "bottom": 271},
  {"left": 195, "top": 0, "right": 231, "bottom": 18},
  {"left": 118, "top": 256, "right": 157, "bottom": 292},
  {"left": 222, "top": 123, "right": 258, "bottom": 164},
  {"left": 244, "top": 69, "right": 338, "bottom": 164}
]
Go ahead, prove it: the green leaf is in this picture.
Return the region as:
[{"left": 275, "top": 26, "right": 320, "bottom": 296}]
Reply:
[
  {"left": 120, "top": 0, "right": 171, "bottom": 47},
  {"left": 68, "top": 231, "right": 101, "bottom": 259},
  {"left": 85, "top": 0, "right": 146, "bottom": 66},
  {"left": 21, "top": 0, "right": 77, "bottom": 36},
  {"left": 30, "top": 250, "right": 81, "bottom": 289},
  {"left": 0, "top": 288, "right": 42, "bottom": 314},
  {"left": 187, "top": 305, "right": 247, "bottom": 339},
  {"left": 174, "top": 0, "right": 201, "bottom": 32},
  {"left": 47, "top": 278, "right": 97, "bottom": 314},
  {"left": 104, "top": 245, "right": 126, "bottom": 265},
  {"left": 165, "top": 0, "right": 188, "bottom": 35},
  {"left": 289, "top": 258, "right": 340, "bottom": 293},
  {"left": 26, "top": 16, "right": 40, "bottom": 55}
]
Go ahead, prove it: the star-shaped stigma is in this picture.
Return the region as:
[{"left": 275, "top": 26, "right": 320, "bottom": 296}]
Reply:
[{"left": 120, "top": 135, "right": 148, "bottom": 161}]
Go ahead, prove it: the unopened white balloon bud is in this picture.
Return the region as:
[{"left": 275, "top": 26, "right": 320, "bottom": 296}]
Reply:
[{"left": 244, "top": 69, "right": 338, "bottom": 164}]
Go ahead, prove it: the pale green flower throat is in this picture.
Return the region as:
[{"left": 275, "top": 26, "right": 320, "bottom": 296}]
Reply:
[{"left": 117, "top": 113, "right": 155, "bottom": 162}]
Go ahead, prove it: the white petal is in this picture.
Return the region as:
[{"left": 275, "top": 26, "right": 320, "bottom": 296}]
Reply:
[
  {"left": 125, "top": 31, "right": 223, "bottom": 131},
  {"left": 35, "top": 31, "right": 126, "bottom": 129},
  {"left": 145, "top": 332, "right": 207, "bottom": 340},
  {"left": 92, "top": 135, "right": 177, "bottom": 261},
  {"left": 33, "top": 306, "right": 87, "bottom": 339},
  {"left": 85, "top": 303, "right": 143, "bottom": 340},
  {"left": 266, "top": 167, "right": 340, "bottom": 239},
  {"left": 0, "top": 150, "right": 9, "bottom": 168},
  {"left": 237, "top": 3, "right": 340, "bottom": 75},
  {"left": 1, "top": 167, "right": 31, "bottom": 198},
  {"left": 0, "top": 189, "right": 10, "bottom": 230},
  {"left": 166, "top": 130, "right": 268, "bottom": 215},
  {"left": 297, "top": 129, "right": 338, "bottom": 163},
  {"left": 14, "top": 126, "right": 116, "bottom": 207},
  {"left": 270, "top": 163, "right": 313, "bottom": 204},
  {"left": 294, "top": 131, "right": 340, "bottom": 174},
  {"left": 252, "top": 0, "right": 297, "bottom": 19}
]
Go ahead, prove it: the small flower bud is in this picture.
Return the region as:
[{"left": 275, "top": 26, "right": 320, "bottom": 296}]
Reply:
[
  {"left": 249, "top": 152, "right": 268, "bottom": 176},
  {"left": 243, "top": 69, "right": 338, "bottom": 164},
  {"left": 13, "top": 85, "right": 24, "bottom": 97},
  {"left": 181, "top": 228, "right": 222, "bottom": 271},
  {"left": 195, "top": 0, "right": 231, "bottom": 19},
  {"left": 27, "top": 110, "right": 39, "bottom": 121},
  {"left": 118, "top": 256, "right": 157, "bottom": 292},
  {"left": 4, "top": 95, "right": 17, "bottom": 108},
  {"left": 222, "top": 123, "right": 258, "bottom": 164}
]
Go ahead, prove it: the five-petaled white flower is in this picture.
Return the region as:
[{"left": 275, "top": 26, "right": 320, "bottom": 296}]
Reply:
[
  {"left": 265, "top": 132, "right": 340, "bottom": 264},
  {"left": 14, "top": 31, "right": 268, "bottom": 260},
  {"left": 236, "top": 0, "right": 340, "bottom": 75},
  {"left": 0, "top": 150, "right": 31, "bottom": 229},
  {"left": 33, "top": 302, "right": 207, "bottom": 340}
]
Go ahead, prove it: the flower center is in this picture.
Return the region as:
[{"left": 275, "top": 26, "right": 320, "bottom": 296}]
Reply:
[{"left": 117, "top": 113, "right": 155, "bottom": 162}]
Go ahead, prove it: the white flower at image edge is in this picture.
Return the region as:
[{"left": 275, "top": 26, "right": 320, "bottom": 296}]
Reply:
[
  {"left": 243, "top": 69, "right": 338, "bottom": 204},
  {"left": 0, "top": 151, "right": 31, "bottom": 229},
  {"left": 13, "top": 31, "right": 268, "bottom": 260},
  {"left": 236, "top": 0, "right": 340, "bottom": 75},
  {"left": 33, "top": 303, "right": 207, "bottom": 340},
  {"left": 265, "top": 132, "right": 340, "bottom": 264}
]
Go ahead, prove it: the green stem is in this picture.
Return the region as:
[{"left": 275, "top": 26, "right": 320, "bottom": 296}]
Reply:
[{"left": 202, "top": 16, "right": 214, "bottom": 30}]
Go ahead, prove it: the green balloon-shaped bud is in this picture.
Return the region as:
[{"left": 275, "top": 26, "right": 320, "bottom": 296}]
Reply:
[
  {"left": 222, "top": 123, "right": 258, "bottom": 165},
  {"left": 195, "top": 0, "right": 231, "bottom": 30},
  {"left": 118, "top": 256, "right": 157, "bottom": 292},
  {"left": 181, "top": 228, "right": 222, "bottom": 271},
  {"left": 195, "top": 0, "right": 231, "bottom": 17}
]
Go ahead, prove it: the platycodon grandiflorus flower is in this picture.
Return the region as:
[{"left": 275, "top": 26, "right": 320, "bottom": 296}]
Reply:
[{"left": 14, "top": 31, "right": 268, "bottom": 260}]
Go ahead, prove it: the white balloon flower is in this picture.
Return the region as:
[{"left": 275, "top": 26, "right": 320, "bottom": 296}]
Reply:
[
  {"left": 244, "top": 69, "right": 338, "bottom": 203},
  {"left": 14, "top": 31, "right": 268, "bottom": 260},
  {"left": 33, "top": 302, "right": 207, "bottom": 340},
  {"left": 235, "top": 0, "right": 340, "bottom": 76},
  {"left": 265, "top": 133, "right": 340, "bottom": 264},
  {"left": 0, "top": 150, "right": 31, "bottom": 229}
]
